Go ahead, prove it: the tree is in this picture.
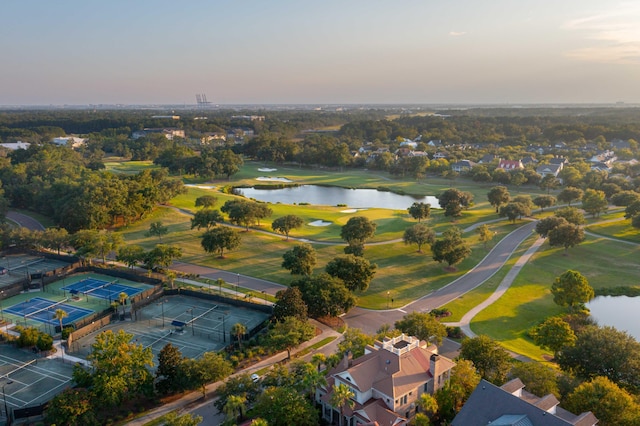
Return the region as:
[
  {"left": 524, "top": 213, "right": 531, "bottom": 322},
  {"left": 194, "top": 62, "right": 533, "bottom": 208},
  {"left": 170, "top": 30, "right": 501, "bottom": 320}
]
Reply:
[
  {"left": 325, "top": 254, "right": 377, "bottom": 292},
  {"left": 190, "top": 208, "right": 224, "bottom": 230},
  {"left": 223, "top": 394, "right": 247, "bottom": 425},
  {"left": 44, "top": 388, "right": 98, "bottom": 426},
  {"left": 271, "top": 214, "right": 304, "bottom": 240},
  {"left": 548, "top": 223, "right": 585, "bottom": 253},
  {"left": 268, "top": 316, "right": 315, "bottom": 358},
  {"left": 273, "top": 287, "right": 308, "bottom": 322},
  {"left": 535, "top": 216, "right": 568, "bottom": 238},
  {"left": 581, "top": 188, "right": 608, "bottom": 217},
  {"left": 499, "top": 202, "right": 530, "bottom": 223},
  {"left": 337, "top": 327, "right": 375, "bottom": 358},
  {"left": 42, "top": 227, "right": 69, "bottom": 255},
  {"left": 539, "top": 174, "right": 560, "bottom": 194},
  {"left": 431, "top": 226, "right": 471, "bottom": 269},
  {"left": 293, "top": 360, "right": 328, "bottom": 400},
  {"left": 183, "top": 351, "right": 232, "bottom": 396},
  {"left": 231, "top": 322, "right": 247, "bottom": 349},
  {"left": 532, "top": 316, "right": 576, "bottom": 355},
  {"left": 408, "top": 201, "right": 432, "bottom": 222},
  {"left": 557, "top": 325, "right": 640, "bottom": 392},
  {"left": 201, "top": 226, "right": 241, "bottom": 258},
  {"left": 395, "top": 312, "right": 448, "bottom": 345},
  {"left": 434, "top": 359, "right": 481, "bottom": 422},
  {"left": 330, "top": 383, "right": 355, "bottom": 426},
  {"left": 253, "top": 386, "right": 318, "bottom": 426},
  {"left": 509, "top": 362, "right": 559, "bottom": 398},
  {"left": 487, "top": 186, "right": 510, "bottom": 213},
  {"left": 163, "top": 412, "right": 203, "bottom": 426},
  {"left": 611, "top": 190, "right": 640, "bottom": 207},
  {"left": 554, "top": 206, "right": 586, "bottom": 225},
  {"left": 460, "top": 335, "right": 512, "bottom": 385},
  {"left": 437, "top": 188, "right": 473, "bottom": 218},
  {"left": 118, "top": 292, "right": 128, "bottom": 317},
  {"left": 340, "top": 216, "right": 377, "bottom": 255},
  {"left": 291, "top": 273, "right": 356, "bottom": 318},
  {"left": 625, "top": 200, "right": 640, "bottom": 219},
  {"left": 54, "top": 308, "right": 68, "bottom": 334},
  {"left": 73, "top": 329, "right": 154, "bottom": 406},
  {"left": 533, "top": 194, "right": 556, "bottom": 212},
  {"left": 155, "top": 343, "right": 187, "bottom": 395},
  {"left": 475, "top": 224, "right": 494, "bottom": 249},
  {"left": 146, "top": 221, "right": 168, "bottom": 242},
  {"left": 214, "top": 373, "right": 261, "bottom": 415},
  {"left": 564, "top": 376, "right": 640, "bottom": 426},
  {"left": 195, "top": 195, "right": 218, "bottom": 209},
  {"left": 551, "top": 270, "right": 594, "bottom": 311},
  {"left": 557, "top": 187, "right": 584, "bottom": 206},
  {"left": 633, "top": 214, "right": 640, "bottom": 230},
  {"left": 143, "top": 244, "right": 182, "bottom": 272},
  {"left": 282, "top": 243, "right": 317, "bottom": 276},
  {"left": 403, "top": 223, "right": 436, "bottom": 253},
  {"left": 116, "top": 244, "right": 145, "bottom": 268},
  {"left": 221, "top": 199, "right": 272, "bottom": 231}
]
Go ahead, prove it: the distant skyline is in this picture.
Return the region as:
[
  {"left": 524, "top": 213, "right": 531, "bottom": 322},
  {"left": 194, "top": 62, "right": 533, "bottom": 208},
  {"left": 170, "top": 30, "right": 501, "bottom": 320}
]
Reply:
[{"left": 2, "top": 0, "right": 640, "bottom": 106}]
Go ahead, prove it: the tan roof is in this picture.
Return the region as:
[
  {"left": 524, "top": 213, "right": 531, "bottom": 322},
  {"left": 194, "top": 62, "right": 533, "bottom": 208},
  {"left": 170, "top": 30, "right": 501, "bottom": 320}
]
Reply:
[{"left": 501, "top": 378, "right": 525, "bottom": 394}]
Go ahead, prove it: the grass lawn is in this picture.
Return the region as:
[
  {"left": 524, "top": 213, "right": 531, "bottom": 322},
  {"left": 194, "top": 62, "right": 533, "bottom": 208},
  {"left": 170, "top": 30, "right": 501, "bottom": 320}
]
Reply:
[
  {"left": 469, "top": 234, "right": 640, "bottom": 360},
  {"left": 586, "top": 213, "right": 640, "bottom": 244},
  {"left": 104, "top": 160, "right": 158, "bottom": 174}
]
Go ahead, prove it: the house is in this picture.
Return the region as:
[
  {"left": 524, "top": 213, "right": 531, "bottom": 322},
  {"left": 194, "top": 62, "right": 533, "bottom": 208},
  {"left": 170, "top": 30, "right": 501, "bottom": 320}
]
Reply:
[
  {"left": 52, "top": 136, "right": 85, "bottom": 148},
  {"left": 199, "top": 132, "right": 227, "bottom": 145},
  {"left": 0, "top": 141, "right": 30, "bottom": 150},
  {"left": 452, "top": 379, "right": 598, "bottom": 426},
  {"left": 132, "top": 128, "right": 185, "bottom": 140},
  {"left": 549, "top": 156, "right": 569, "bottom": 166},
  {"left": 497, "top": 159, "right": 524, "bottom": 171},
  {"left": 521, "top": 156, "right": 538, "bottom": 166},
  {"left": 317, "top": 334, "right": 456, "bottom": 426},
  {"left": 536, "top": 163, "right": 563, "bottom": 179},
  {"left": 479, "top": 154, "right": 500, "bottom": 164},
  {"left": 451, "top": 160, "right": 477, "bottom": 173},
  {"left": 427, "top": 139, "right": 443, "bottom": 148},
  {"left": 433, "top": 152, "right": 449, "bottom": 159}
]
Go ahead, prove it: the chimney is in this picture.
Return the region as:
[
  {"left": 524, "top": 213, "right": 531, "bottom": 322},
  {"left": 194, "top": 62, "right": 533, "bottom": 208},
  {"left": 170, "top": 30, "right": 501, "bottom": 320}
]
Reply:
[{"left": 430, "top": 354, "right": 441, "bottom": 389}]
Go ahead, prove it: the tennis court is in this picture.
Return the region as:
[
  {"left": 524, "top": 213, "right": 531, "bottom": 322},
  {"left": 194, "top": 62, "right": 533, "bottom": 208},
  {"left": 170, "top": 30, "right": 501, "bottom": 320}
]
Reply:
[
  {"left": 61, "top": 277, "right": 143, "bottom": 301},
  {"left": 4, "top": 297, "right": 94, "bottom": 326},
  {"left": 0, "top": 349, "right": 74, "bottom": 412}
]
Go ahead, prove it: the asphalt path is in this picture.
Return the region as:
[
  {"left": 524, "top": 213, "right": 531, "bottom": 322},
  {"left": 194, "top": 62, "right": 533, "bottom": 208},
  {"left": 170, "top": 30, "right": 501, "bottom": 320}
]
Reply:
[
  {"left": 343, "top": 221, "right": 537, "bottom": 335},
  {"left": 6, "top": 211, "right": 45, "bottom": 231}
]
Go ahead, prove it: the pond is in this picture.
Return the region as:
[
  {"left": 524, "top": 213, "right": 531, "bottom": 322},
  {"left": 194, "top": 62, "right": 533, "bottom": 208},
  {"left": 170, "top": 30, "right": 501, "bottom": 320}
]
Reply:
[
  {"left": 237, "top": 185, "right": 441, "bottom": 210},
  {"left": 587, "top": 296, "right": 640, "bottom": 341}
]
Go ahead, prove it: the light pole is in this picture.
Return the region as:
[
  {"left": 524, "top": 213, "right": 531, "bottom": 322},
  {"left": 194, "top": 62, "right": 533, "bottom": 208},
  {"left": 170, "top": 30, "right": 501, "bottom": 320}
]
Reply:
[
  {"left": 236, "top": 274, "right": 240, "bottom": 299},
  {"left": 158, "top": 300, "right": 165, "bottom": 328},
  {"left": 0, "top": 290, "right": 4, "bottom": 322},
  {"left": 218, "top": 279, "right": 223, "bottom": 296},
  {"left": 187, "top": 308, "right": 194, "bottom": 336},
  {"left": 387, "top": 291, "right": 390, "bottom": 309},
  {"left": 218, "top": 315, "right": 226, "bottom": 342},
  {"left": 2, "top": 380, "right": 13, "bottom": 423},
  {"left": 261, "top": 291, "right": 266, "bottom": 304}
]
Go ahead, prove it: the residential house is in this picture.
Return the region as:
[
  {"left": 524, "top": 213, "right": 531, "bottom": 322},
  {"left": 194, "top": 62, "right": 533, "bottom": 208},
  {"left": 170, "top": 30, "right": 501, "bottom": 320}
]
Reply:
[
  {"left": 610, "top": 139, "right": 631, "bottom": 150},
  {"left": 478, "top": 154, "right": 500, "bottom": 164},
  {"left": 497, "top": 159, "right": 524, "bottom": 171},
  {"left": 407, "top": 150, "right": 428, "bottom": 158},
  {"left": 536, "top": 163, "right": 563, "bottom": 180},
  {"left": 451, "top": 160, "right": 477, "bottom": 173},
  {"left": 132, "top": 128, "right": 185, "bottom": 140},
  {"left": 433, "top": 152, "right": 449, "bottom": 159},
  {"left": 549, "top": 156, "right": 569, "bottom": 166},
  {"left": 521, "top": 156, "right": 538, "bottom": 167},
  {"left": 452, "top": 379, "right": 598, "bottom": 426},
  {"left": 52, "top": 136, "right": 86, "bottom": 148},
  {"left": 0, "top": 141, "right": 30, "bottom": 151},
  {"left": 427, "top": 139, "right": 443, "bottom": 148},
  {"left": 317, "top": 334, "right": 455, "bottom": 426}
]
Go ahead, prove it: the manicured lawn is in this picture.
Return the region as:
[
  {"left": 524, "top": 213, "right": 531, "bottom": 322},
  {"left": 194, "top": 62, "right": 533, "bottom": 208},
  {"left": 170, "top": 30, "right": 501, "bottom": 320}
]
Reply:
[
  {"left": 470, "top": 234, "right": 640, "bottom": 360},
  {"left": 586, "top": 214, "right": 640, "bottom": 244},
  {"left": 104, "top": 160, "right": 158, "bottom": 174}
]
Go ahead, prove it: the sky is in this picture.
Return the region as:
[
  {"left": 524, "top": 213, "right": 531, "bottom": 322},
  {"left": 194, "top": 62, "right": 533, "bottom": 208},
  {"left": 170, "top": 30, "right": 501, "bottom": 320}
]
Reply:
[{"left": 2, "top": 0, "right": 640, "bottom": 105}]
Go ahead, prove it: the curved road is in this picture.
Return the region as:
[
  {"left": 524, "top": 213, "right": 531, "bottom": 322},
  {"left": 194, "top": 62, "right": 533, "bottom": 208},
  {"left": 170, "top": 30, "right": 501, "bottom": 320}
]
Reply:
[
  {"left": 343, "top": 221, "right": 537, "bottom": 335},
  {"left": 6, "top": 211, "right": 45, "bottom": 231}
]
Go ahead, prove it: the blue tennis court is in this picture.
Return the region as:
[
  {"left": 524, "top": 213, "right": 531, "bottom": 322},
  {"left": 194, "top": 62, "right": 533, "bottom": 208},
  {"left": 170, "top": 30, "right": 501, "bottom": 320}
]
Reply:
[
  {"left": 61, "top": 278, "right": 143, "bottom": 301},
  {"left": 5, "top": 297, "right": 94, "bottom": 326}
]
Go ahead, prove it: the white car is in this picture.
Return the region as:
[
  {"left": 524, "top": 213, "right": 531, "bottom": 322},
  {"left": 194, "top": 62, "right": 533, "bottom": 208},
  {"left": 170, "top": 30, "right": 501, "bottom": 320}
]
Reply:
[{"left": 251, "top": 373, "right": 260, "bottom": 383}]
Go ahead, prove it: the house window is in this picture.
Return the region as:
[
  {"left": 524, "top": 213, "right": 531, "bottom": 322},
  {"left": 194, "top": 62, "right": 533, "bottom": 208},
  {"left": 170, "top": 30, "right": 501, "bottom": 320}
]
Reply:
[
  {"left": 403, "top": 395, "right": 408, "bottom": 405},
  {"left": 424, "top": 383, "right": 428, "bottom": 392}
]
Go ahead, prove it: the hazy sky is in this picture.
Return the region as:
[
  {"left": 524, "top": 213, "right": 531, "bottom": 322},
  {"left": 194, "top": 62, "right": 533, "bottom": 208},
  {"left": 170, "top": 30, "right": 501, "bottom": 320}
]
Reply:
[{"left": 2, "top": 0, "right": 640, "bottom": 105}]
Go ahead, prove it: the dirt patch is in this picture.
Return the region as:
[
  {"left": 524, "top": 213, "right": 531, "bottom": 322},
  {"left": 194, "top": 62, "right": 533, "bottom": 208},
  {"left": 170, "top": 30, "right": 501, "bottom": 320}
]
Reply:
[{"left": 317, "top": 316, "right": 345, "bottom": 330}]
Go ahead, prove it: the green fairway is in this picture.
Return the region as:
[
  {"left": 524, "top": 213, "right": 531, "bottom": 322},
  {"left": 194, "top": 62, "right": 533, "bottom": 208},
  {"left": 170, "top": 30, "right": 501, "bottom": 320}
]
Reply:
[
  {"left": 104, "top": 160, "right": 158, "bottom": 174},
  {"left": 469, "top": 234, "right": 640, "bottom": 360}
]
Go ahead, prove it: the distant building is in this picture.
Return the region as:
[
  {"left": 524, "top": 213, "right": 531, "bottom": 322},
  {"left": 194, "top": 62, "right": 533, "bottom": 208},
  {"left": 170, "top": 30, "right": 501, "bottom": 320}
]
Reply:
[
  {"left": 451, "top": 159, "right": 477, "bottom": 173},
  {"left": 151, "top": 115, "right": 180, "bottom": 119},
  {"left": 453, "top": 379, "right": 597, "bottom": 426},
  {"left": 497, "top": 159, "right": 524, "bottom": 171},
  {"left": 536, "top": 163, "right": 563, "bottom": 179},
  {"left": 132, "top": 128, "right": 185, "bottom": 140},
  {"left": 231, "top": 115, "right": 265, "bottom": 121},
  {"left": 52, "top": 137, "right": 85, "bottom": 148},
  {"left": 0, "top": 141, "right": 30, "bottom": 150},
  {"left": 317, "top": 334, "right": 455, "bottom": 426}
]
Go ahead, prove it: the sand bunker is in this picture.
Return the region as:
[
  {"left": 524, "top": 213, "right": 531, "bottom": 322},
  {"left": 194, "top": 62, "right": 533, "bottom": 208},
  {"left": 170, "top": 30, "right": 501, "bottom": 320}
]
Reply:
[
  {"left": 339, "top": 209, "right": 367, "bottom": 213},
  {"left": 309, "top": 220, "right": 332, "bottom": 227},
  {"left": 258, "top": 168, "right": 277, "bottom": 172},
  {"left": 255, "top": 176, "right": 293, "bottom": 182},
  {"left": 185, "top": 184, "right": 216, "bottom": 190}
]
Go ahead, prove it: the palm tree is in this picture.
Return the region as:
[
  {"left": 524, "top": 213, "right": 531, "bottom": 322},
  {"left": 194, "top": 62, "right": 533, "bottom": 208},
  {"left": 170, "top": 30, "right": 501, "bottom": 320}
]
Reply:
[
  {"left": 231, "top": 322, "right": 247, "bottom": 349},
  {"left": 53, "top": 309, "right": 68, "bottom": 335},
  {"left": 302, "top": 367, "right": 327, "bottom": 401},
  {"left": 312, "top": 353, "right": 327, "bottom": 372},
  {"left": 223, "top": 394, "right": 246, "bottom": 425},
  {"left": 330, "top": 383, "right": 355, "bottom": 426},
  {"left": 118, "top": 292, "right": 128, "bottom": 318}
]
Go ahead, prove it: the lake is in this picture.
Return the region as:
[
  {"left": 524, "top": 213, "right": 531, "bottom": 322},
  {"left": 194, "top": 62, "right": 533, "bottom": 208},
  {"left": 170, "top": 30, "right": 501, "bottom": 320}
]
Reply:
[
  {"left": 587, "top": 296, "right": 640, "bottom": 341},
  {"left": 237, "top": 185, "right": 441, "bottom": 210}
]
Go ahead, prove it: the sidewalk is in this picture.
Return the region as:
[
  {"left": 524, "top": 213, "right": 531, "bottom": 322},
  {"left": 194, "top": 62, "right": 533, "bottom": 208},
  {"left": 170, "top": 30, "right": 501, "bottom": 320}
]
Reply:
[{"left": 126, "top": 319, "right": 342, "bottom": 426}]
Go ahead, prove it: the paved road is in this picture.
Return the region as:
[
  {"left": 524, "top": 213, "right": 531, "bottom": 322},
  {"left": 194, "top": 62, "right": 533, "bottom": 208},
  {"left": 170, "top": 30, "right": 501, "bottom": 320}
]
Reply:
[
  {"left": 6, "top": 211, "right": 45, "bottom": 231},
  {"left": 343, "top": 221, "right": 537, "bottom": 335}
]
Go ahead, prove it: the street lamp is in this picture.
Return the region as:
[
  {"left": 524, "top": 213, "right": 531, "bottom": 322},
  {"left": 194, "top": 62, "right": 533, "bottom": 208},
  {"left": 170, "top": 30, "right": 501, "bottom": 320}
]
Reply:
[
  {"left": 2, "top": 380, "right": 13, "bottom": 422},
  {"left": 158, "top": 300, "right": 165, "bottom": 328},
  {"left": 387, "top": 291, "right": 390, "bottom": 309},
  {"left": 0, "top": 290, "right": 4, "bottom": 322},
  {"left": 236, "top": 273, "right": 240, "bottom": 299},
  {"left": 187, "top": 308, "right": 194, "bottom": 336},
  {"left": 218, "top": 315, "right": 226, "bottom": 343}
]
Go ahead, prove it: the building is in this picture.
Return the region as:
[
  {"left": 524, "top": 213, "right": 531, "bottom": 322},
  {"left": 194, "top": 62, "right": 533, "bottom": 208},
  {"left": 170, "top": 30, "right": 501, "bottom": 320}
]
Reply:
[
  {"left": 536, "top": 163, "right": 563, "bottom": 179},
  {"left": 451, "top": 159, "right": 477, "bottom": 173},
  {"left": 317, "top": 334, "right": 455, "bottom": 426},
  {"left": 452, "top": 379, "right": 598, "bottom": 426},
  {"left": 0, "top": 141, "right": 30, "bottom": 150},
  {"left": 132, "top": 128, "right": 185, "bottom": 140},
  {"left": 52, "top": 136, "right": 85, "bottom": 148},
  {"left": 497, "top": 159, "right": 524, "bottom": 171}
]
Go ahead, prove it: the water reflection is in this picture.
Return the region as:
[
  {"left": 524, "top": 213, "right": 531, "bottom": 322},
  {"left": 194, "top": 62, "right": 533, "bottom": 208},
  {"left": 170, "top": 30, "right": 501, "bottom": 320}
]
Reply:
[{"left": 587, "top": 296, "right": 640, "bottom": 341}]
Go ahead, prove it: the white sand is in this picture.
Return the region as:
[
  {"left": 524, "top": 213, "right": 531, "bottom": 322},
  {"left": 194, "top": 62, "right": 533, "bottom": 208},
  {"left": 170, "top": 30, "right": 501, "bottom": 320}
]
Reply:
[
  {"left": 255, "top": 176, "right": 293, "bottom": 182},
  {"left": 258, "top": 168, "right": 277, "bottom": 172},
  {"left": 308, "top": 220, "right": 332, "bottom": 227},
  {"left": 185, "top": 184, "right": 216, "bottom": 190},
  {"left": 340, "top": 209, "right": 367, "bottom": 213}
]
